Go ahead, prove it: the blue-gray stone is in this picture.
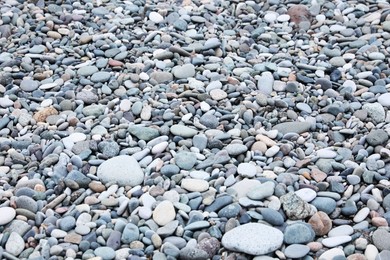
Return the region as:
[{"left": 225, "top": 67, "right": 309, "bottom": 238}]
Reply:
[
  {"left": 59, "top": 216, "right": 76, "bottom": 232},
  {"left": 311, "top": 197, "right": 336, "bottom": 214},
  {"left": 121, "top": 223, "right": 139, "bottom": 243},
  {"left": 260, "top": 208, "right": 284, "bottom": 226},
  {"left": 284, "top": 223, "right": 315, "bottom": 244}
]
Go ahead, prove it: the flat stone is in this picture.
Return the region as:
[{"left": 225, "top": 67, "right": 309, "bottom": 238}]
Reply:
[
  {"left": 97, "top": 155, "right": 144, "bottom": 187},
  {"left": 328, "top": 225, "right": 354, "bottom": 237},
  {"left": 372, "top": 228, "right": 390, "bottom": 251},
  {"left": 91, "top": 71, "right": 111, "bottom": 82},
  {"left": 170, "top": 125, "right": 197, "bottom": 138},
  {"left": 237, "top": 163, "right": 257, "bottom": 178},
  {"left": 173, "top": 64, "right": 195, "bottom": 79},
  {"left": 362, "top": 103, "right": 385, "bottom": 123},
  {"left": 295, "top": 188, "right": 317, "bottom": 202},
  {"left": 225, "top": 143, "right": 248, "bottom": 156},
  {"left": 272, "top": 122, "right": 311, "bottom": 134},
  {"left": 284, "top": 244, "right": 310, "bottom": 259},
  {"left": 222, "top": 223, "right": 283, "bottom": 255},
  {"left": 181, "top": 179, "right": 209, "bottom": 192},
  {"left": 318, "top": 248, "right": 345, "bottom": 260},
  {"left": 322, "top": 236, "right": 352, "bottom": 248}
]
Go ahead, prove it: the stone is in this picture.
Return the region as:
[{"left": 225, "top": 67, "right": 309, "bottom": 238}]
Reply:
[
  {"left": 319, "top": 248, "right": 345, "bottom": 260},
  {"left": 366, "top": 129, "right": 388, "bottom": 147},
  {"left": 311, "top": 197, "right": 336, "bottom": 214},
  {"left": 170, "top": 125, "right": 197, "bottom": 138},
  {"left": 237, "top": 163, "right": 257, "bottom": 178},
  {"left": 284, "top": 222, "right": 315, "bottom": 244},
  {"left": 322, "top": 236, "right": 352, "bottom": 248},
  {"left": 0, "top": 207, "right": 16, "bottom": 225},
  {"left": 175, "top": 151, "right": 197, "bottom": 170},
  {"left": 225, "top": 143, "right": 248, "bottom": 156},
  {"left": 272, "top": 122, "right": 311, "bottom": 134},
  {"left": 260, "top": 208, "right": 284, "bottom": 226},
  {"left": 121, "top": 223, "right": 139, "bottom": 244},
  {"left": 173, "top": 64, "right": 195, "bottom": 79},
  {"left": 284, "top": 244, "right": 310, "bottom": 259},
  {"left": 97, "top": 155, "right": 144, "bottom": 187},
  {"left": 295, "top": 188, "right": 317, "bottom": 202},
  {"left": 221, "top": 223, "right": 283, "bottom": 255},
  {"left": 5, "top": 232, "right": 25, "bottom": 256},
  {"left": 247, "top": 181, "right": 275, "bottom": 200},
  {"left": 308, "top": 211, "right": 332, "bottom": 236},
  {"left": 128, "top": 126, "right": 160, "bottom": 141},
  {"left": 363, "top": 103, "right": 385, "bottom": 123},
  {"left": 280, "top": 192, "right": 313, "bottom": 220},
  {"left": 181, "top": 179, "right": 209, "bottom": 192},
  {"left": 372, "top": 228, "right": 390, "bottom": 251},
  {"left": 153, "top": 201, "right": 176, "bottom": 226},
  {"left": 94, "top": 247, "right": 116, "bottom": 260}
]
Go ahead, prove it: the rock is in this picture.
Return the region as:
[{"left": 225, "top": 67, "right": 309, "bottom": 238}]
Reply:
[
  {"left": 181, "top": 179, "right": 209, "bottom": 192},
  {"left": 362, "top": 103, "right": 385, "bottom": 123},
  {"left": 280, "top": 192, "right": 313, "bottom": 220},
  {"left": 366, "top": 129, "right": 388, "bottom": 146},
  {"left": 372, "top": 228, "right": 390, "bottom": 251},
  {"left": 5, "top": 232, "right": 25, "bottom": 256},
  {"left": 179, "top": 247, "right": 209, "bottom": 260},
  {"left": 94, "top": 247, "right": 116, "bottom": 260},
  {"left": 128, "top": 126, "right": 160, "bottom": 141},
  {"left": 259, "top": 208, "right": 284, "bottom": 226},
  {"left": 257, "top": 71, "right": 274, "bottom": 95},
  {"left": 284, "top": 244, "right": 310, "bottom": 259},
  {"left": 322, "top": 236, "right": 352, "bottom": 248},
  {"left": 91, "top": 71, "right": 111, "bottom": 82},
  {"left": 272, "top": 122, "right": 312, "bottom": 134},
  {"left": 0, "top": 207, "right": 16, "bottom": 225},
  {"left": 173, "top": 64, "right": 195, "bottom": 78},
  {"left": 284, "top": 222, "right": 315, "bottom": 244},
  {"left": 225, "top": 143, "right": 248, "bottom": 156},
  {"left": 170, "top": 125, "right": 197, "bottom": 138},
  {"left": 97, "top": 155, "right": 144, "bottom": 186},
  {"left": 319, "top": 248, "right": 345, "bottom": 260},
  {"left": 247, "top": 181, "right": 275, "bottom": 200},
  {"left": 175, "top": 151, "right": 197, "bottom": 170},
  {"left": 237, "top": 163, "right": 257, "bottom": 178},
  {"left": 222, "top": 223, "right": 283, "bottom": 255},
  {"left": 153, "top": 201, "right": 176, "bottom": 226},
  {"left": 378, "top": 93, "right": 390, "bottom": 107},
  {"left": 121, "top": 223, "right": 139, "bottom": 244},
  {"left": 308, "top": 211, "right": 332, "bottom": 236}
]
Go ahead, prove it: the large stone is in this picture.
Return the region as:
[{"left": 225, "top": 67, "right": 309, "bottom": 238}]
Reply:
[
  {"left": 97, "top": 155, "right": 144, "bottom": 186},
  {"left": 222, "top": 223, "right": 283, "bottom": 255},
  {"left": 272, "top": 122, "right": 312, "bottom": 134}
]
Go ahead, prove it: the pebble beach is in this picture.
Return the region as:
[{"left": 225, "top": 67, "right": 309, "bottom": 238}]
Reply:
[{"left": 1, "top": 0, "right": 390, "bottom": 259}]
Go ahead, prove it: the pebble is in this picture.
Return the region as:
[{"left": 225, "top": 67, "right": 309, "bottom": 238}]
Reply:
[
  {"left": 222, "top": 223, "right": 283, "bottom": 255},
  {"left": 284, "top": 244, "right": 310, "bottom": 259},
  {"left": 97, "top": 155, "right": 144, "bottom": 186},
  {"left": 0, "top": 207, "right": 16, "bottom": 225}
]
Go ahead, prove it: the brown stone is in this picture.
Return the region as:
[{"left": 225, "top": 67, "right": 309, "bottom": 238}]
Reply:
[
  {"left": 108, "top": 59, "right": 124, "bottom": 67},
  {"left": 33, "top": 107, "right": 58, "bottom": 122},
  {"left": 88, "top": 181, "right": 106, "bottom": 193},
  {"left": 287, "top": 5, "right": 312, "bottom": 25},
  {"left": 311, "top": 168, "right": 328, "bottom": 182},
  {"left": 346, "top": 253, "right": 367, "bottom": 260},
  {"left": 250, "top": 141, "right": 267, "bottom": 153},
  {"left": 372, "top": 217, "right": 388, "bottom": 227},
  {"left": 198, "top": 237, "right": 220, "bottom": 258},
  {"left": 307, "top": 241, "right": 323, "bottom": 252},
  {"left": 64, "top": 233, "right": 82, "bottom": 244},
  {"left": 308, "top": 211, "right": 332, "bottom": 236}
]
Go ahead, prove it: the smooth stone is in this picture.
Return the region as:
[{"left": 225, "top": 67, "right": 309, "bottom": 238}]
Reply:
[
  {"left": 173, "top": 64, "right": 195, "bottom": 79},
  {"left": 237, "top": 163, "right": 257, "bottom": 178},
  {"left": 222, "top": 223, "right": 283, "bottom": 255},
  {"left": 378, "top": 93, "right": 390, "bottom": 107},
  {"left": 175, "top": 152, "right": 197, "bottom": 170},
  {"left": 97, "top": 155, "right": 144, "bottom": 186},
  {"left": 318, "top": 248, "right": 345, "bottom": 260},
  {"left": 0, "top": 207, "right": 16, "bottom": 225},
  {"left": 308, "top": 211, "right": 332, "bottom": 236},
  {"left": 257, "top": 71, "right": 274, "bottom": 95},
  {"left": 225, "top": 143, "right": 248, "bottom": 156},
  {"left": 170, "top": 125, "right": 197, "bottom": 138},
  {"left": 5, "top": 232, "right": 25, "bottom": 256},
  {"left": 322, "top": 236, "right": 352, "bottom": 248},
  {"left": 121, "top": 223, "right": 139, "bottom": 244},
  {"left": 366, "top": 129, "right": 388, "bottom": 147},
  {"left": 153, "top": 201, "right": 176, "bottom": 226},
  {"left": 128, "top": 126, "right": 160, "bottom": 141},
  {"left": 284, "top": 223, "right": 315, "bottom": 244},
  {"left": 91, "top": 71, "right": 111, "bottom": 82},
  {"left": 284, "top": 244, "right": 310, "bottom": 259},
  {"left": 295, "top": 188, "right": 317, "bottom": 202},
  {"left": 94, "top": 247, "right": 116, "bottom": 260},
  {"left": 328, "top": 225, "right": 354, "bottom": 237},
  {"left": 372, "top": 228, "right": 390, "bottom": 250},
  {"left": 311, "top": 197, "right": 336, "bottom": 214},
  {"left": 353, "top": 207, "right": 370, "bottom": 223},
  {"left": 260, "top": 208, "right": 284, "bottom": 226},
  {"left": 272, "top": 122, "right": 311, "bottom": 134},
  {"left": 181, "top": 179, "right": 209, "bottom": 192},
  {"left": 247, "top": 181, "right": 275, "bottom": 200}
]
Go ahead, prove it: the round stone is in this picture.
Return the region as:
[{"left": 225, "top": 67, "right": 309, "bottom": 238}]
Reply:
[
  {"left": 221, "top": 223, "right": 283, "bottom": 255},
  {"left": 237, "top": 163, "right": 257, "bottom": 178},
  {"left": 153, "top": 201, "right": 176, "bottom": 226},
  {"left": 97, "top": 155, "right": 144, "bottom": 187},
  {"left": 0, "top": 207, "right": 16, "bottom": 225}
]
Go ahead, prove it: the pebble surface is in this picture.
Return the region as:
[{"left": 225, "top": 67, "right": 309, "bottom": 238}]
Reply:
[{"left": 1, "top": 0, "right": 390, "bottom": 259}]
